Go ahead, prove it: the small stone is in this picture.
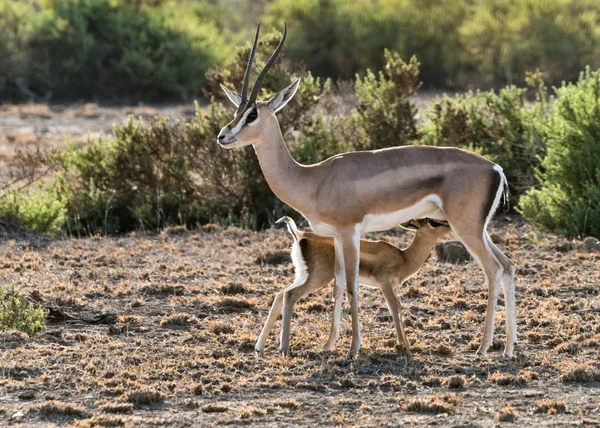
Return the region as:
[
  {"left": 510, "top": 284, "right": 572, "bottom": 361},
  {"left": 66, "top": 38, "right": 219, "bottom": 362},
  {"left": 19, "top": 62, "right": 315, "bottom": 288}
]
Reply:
[
  {"left": 19, "top": 390, "right": 35, "bottom": 400},
  {"left": 441, "top": 321, "right": 451, "bottom": 330},
  {"left": 12, "top": 411, "right": 24, "bottom": 420},
  {"left": 435, "top": 241, "right": 472, "bottom": 264},
  {"left": 583, "top": 237, "right": 600, "bottom": 252}
]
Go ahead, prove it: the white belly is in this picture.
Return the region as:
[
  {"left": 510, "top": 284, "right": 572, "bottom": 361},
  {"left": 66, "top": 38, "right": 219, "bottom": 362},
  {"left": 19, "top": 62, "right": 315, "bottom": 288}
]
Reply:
[
  {"left": 306, "top": 194, "right": 445, "bottom": 236},
  {"left": 361, "top": 195, "right": 444, "bottom": 233}
]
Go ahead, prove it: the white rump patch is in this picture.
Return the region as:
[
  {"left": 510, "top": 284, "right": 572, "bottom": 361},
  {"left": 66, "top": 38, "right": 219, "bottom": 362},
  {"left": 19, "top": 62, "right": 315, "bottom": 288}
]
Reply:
[{"left": 290, "top": 240, "right": 309, "bottom": 286}]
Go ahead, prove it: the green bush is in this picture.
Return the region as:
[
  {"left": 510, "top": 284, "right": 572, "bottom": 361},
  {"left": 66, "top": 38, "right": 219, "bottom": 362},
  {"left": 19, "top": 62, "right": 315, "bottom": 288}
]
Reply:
[
  {"left": 0, "top": 285, "right": 47, "bottom": 336},
  {"left": 1, "top": 0, "right": 228, "bottom": 101},
  {"left": 459, "top": 0, "right": 600, "bottom": 88},
  {"left": 354, "top": 51, "right": 421, "bottom": 150},
  {"left": 0, "top": 188, "right": 66, "bottom": 236},
  {"left": 422, "top": 73, "right": 549, "bottom": 202},
  {"left": 51, "top": 106, "right": 249, "bottom": 235},
  {"left": 265, "top": 0, "right": 466, "bottom": 87},
  {"left": 519, "top": 68, "right": 600, "bottom": 238}
]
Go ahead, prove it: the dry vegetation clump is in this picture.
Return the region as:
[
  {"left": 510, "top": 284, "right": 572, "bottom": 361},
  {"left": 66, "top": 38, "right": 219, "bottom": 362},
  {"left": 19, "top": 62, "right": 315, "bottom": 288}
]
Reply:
[
  {"left": 201, "top": 403, "right": 229, "bottom": 413},
  {"left": 239, "top": 405, "right": 267, "bottom": 419},
  {"left": 274, "top": 399, "right": 300, "bottom": 409},
  {"left": 159, "top": 312, "right": 197, "bottom": 327},
  {"left": 99, "top": 402, "right": 134, "bottom": 414},
  {"left": 446, "top": 375, "right": 466, "bottom": 390},
  {"left": 488, "top": 372, "right": 527, "bottom": 387},
  {"left": 403, "top": 394, "right": 461, "bottom": 414},
  {"left": 139, "top": 283, "right": 185, "bottom": 296},
  {"left": 208, "top": 320, "right": 234, "bottom": 336},
  {"left": 216, "top": 296, "right": 256, "bottom": 313},
  {"left": 560, "top": 363, "right": 600, "bottom": 383},
  {"left": 498, "top": 404, "right": 519, "bottom": 422},
  {"left": 123, "top": 388, "right": 165, "bottom": 406},
  {"left": 219, "top": 282, "right": 246, "bottom": 295},
  {"left": 36, "top": 401, "right": 88, "bottom": 418},
  {"left": 535, "top": 399, "right": 566, "bottom": 414}
]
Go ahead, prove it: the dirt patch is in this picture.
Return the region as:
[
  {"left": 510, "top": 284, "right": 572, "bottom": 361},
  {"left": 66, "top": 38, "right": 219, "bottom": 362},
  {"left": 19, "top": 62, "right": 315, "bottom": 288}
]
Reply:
[{"left": 1, "top": 217, "right": 599, "bottom": 426}]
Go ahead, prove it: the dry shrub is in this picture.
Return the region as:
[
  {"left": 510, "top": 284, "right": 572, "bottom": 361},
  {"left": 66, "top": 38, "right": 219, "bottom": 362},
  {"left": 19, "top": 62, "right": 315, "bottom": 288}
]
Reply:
[
  {"left": 73, "top": 415, "right": 126, "bottom": 427},
  {"left": 160, "top": 312, "right": 196, "bottom": 327},
  {"left": 447, "top": 375, "right": 466, "bottom": 390},
  {"left": 124, "top": 388, "right": 165, "bottom": 406},
  {"left": 140, "top": 283, "right": 185, "bottom": 296},
  {"left": 535, "top": 399, "right": 566, "bottom": 414},
  {"left": 216, "top": 296, "right": 256, "bottom": 313},
  {"left": 239, "top": 406, "right": 267, "bottom": 419},
  {"left": 525, "top": 331, "right": 542, "bottom": 344},
  {"left": 37, "top": 400, "right": 87, "bottom": 417},
  {"left": 219, "top": 282, "right": 246, "bottom": 295},
  {"left": 498, "top": 404, "right": 518, "bottom": 422},
  {"left": 275, "top": 399, "right": 299, "bottom": 409},
  {"left": 209, "top": 321, "right": 234, "bottom": 335},
  {"left": 100, "top": 402, "right": 134, "bottom": 414},
  {"left": 190, "top": 383, "right": 203, "bottom": 395},
  {"left": 488, "top": 372, "right": 527, "bottom": 387},
  {"left": 403, "top": 394, "right": 460, "bottom": 414},
  {"left": 560, "top": 363, "right": 600, "bottom": 383},
  {"left": 201, "top": 403, "right": 229, "bottom": 413}
]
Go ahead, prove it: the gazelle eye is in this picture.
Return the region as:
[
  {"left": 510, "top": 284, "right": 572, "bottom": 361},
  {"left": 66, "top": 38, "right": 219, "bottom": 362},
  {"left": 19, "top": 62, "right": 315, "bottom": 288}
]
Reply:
[{"left": 246, "top": 109, "right": 258, "bottom": 124}]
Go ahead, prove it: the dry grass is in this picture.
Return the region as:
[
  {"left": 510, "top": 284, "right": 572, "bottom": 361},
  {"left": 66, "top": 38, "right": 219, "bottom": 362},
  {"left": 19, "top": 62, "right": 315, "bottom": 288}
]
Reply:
[{"left": 1, "top": 216, "right": 600, "bottom": 425}]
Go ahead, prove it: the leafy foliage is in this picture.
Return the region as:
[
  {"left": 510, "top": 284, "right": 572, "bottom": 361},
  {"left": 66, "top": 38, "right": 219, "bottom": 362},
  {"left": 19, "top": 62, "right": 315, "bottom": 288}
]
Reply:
[
  {"left": 519, "top": 68, "right": 600, "bottom": 238},
  {"left": 0, "top": 188, "right": 66, "bottom": 236},
  {"left": 0, "top": 285, "right": 47, "bottom": 336},
  {"left": 422, "top": 72, "right": 550, "bottom": 202},
  {"left": 354, "top": 52, "right": 421, "bottom": 150},
  {"left": 0, "top": 0, "right": 227, "bottom": 101}
]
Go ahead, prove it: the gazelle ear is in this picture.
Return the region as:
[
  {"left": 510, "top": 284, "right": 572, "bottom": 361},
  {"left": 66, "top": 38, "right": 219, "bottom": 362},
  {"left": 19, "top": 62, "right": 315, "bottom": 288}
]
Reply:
[
  {"left": 220, "top": 84, "right": 242, "bottom": 107},
  {"left": 268, "top": 79, "right": 300, "bottom": 113}
]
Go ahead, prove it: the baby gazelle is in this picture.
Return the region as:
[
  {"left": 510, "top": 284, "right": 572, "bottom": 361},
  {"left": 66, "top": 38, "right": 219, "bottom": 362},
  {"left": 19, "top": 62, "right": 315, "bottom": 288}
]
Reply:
[{"left": 255, "top": 217, "right": 451, "bottom": 357}]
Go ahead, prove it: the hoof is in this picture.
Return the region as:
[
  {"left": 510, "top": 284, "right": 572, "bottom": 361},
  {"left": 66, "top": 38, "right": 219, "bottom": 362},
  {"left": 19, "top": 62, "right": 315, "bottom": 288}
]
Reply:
[
  {"left": 322, "top": 343, "right": 334, "bottom": 352},
  {"left": 476, "top": 345, "right": 489, "bottom": 357},
  {"left": 255, "top": 348, "right": 265, "bottom": 359}
]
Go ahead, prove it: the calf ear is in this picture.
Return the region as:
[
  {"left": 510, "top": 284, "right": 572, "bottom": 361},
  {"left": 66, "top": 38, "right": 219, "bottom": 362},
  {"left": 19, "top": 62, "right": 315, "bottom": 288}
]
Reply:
[
  {"left": 220, "top": 84, "right": 242, "bottom": 108},
  {"left": 268, "top": 79, "right": 301, "bottom": 113}
]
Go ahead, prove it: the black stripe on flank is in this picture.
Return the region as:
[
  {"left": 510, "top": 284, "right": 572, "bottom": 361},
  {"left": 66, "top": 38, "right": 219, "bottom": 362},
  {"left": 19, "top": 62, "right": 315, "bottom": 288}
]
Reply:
[
  {"left": 481, "top": 168, "right": 502, "bottom": 223},
  {"left": 299, "top": 238, "right": 309, "bottom": 261}
]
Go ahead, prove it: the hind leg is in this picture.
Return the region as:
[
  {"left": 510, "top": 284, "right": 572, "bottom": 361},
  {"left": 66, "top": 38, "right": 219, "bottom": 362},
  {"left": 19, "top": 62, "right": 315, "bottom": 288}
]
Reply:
[
  {"left": 278, "top": 274, "right": 329, "bottom": 357},
  {"left": 380, "top": 284, "right": 411, "bottom": 355},
  {"left": 487, "top": 233, "right": 517, "bottom": 357},
  {"left": 449, "top": 224, "right": 504, "bottom": 356}
]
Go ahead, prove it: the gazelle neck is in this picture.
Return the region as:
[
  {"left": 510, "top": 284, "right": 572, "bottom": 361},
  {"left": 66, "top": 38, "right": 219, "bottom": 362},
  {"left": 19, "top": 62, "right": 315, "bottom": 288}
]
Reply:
[
  {"left": 252, "top": 117, "right": 309, "bottom": 211},
  {"left": 402, "top": 232, "right": 440, "bottom": 277}
]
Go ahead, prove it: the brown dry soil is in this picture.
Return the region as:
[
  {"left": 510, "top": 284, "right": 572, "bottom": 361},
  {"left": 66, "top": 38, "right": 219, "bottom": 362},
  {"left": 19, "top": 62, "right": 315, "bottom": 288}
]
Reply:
[{"left": 1, "top": 216, "right": 600, "bottom": 427}]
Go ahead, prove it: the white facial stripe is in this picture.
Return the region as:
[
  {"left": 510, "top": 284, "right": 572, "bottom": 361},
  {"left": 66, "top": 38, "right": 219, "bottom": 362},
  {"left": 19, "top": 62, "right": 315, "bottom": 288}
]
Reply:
[{"left": 231, "top": 107, "right": 259, "bottom": 134}]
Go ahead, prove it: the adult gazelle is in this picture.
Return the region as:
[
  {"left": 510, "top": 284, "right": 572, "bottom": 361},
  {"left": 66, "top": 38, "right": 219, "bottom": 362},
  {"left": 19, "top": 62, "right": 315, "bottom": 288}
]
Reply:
[{"left": 217, "top": 24, "right": 517, "bottom": 358}]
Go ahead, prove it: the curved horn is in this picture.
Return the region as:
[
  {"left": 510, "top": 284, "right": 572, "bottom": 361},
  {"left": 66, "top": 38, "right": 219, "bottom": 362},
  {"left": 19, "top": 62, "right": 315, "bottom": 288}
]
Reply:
[
  {"left": 249, "top": 22, "right": 287, "bottom": 103},
  {"left": 241, "top": 24, "right": 260, "bottom": 106}
]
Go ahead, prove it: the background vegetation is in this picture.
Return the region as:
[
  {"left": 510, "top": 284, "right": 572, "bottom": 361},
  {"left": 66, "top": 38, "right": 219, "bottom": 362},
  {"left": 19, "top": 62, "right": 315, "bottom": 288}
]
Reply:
[
  {"left": 1, "top": 1, "right": 600, "bottom": 239},
  {"left": 2, "top": 0, "right": 600, "bottom": 101}
]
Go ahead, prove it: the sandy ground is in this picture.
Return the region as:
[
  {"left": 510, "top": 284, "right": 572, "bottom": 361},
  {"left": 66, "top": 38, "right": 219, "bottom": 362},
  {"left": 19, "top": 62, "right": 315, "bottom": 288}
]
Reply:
[{"left": 1, "top": 216, "right": 599, "bottom": 426}]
